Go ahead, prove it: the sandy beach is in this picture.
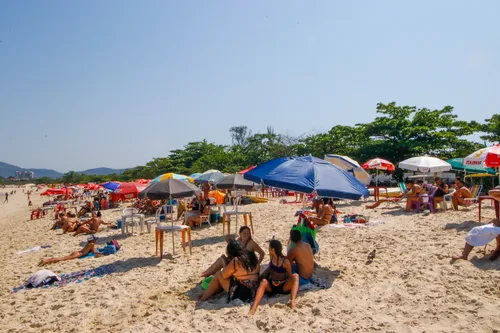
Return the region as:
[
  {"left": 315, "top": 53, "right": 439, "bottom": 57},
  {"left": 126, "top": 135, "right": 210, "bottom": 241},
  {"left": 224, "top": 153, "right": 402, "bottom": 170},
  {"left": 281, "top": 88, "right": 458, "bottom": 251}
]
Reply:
[{"left": 1, "top": 187, "right": 499, "bottom": 333}]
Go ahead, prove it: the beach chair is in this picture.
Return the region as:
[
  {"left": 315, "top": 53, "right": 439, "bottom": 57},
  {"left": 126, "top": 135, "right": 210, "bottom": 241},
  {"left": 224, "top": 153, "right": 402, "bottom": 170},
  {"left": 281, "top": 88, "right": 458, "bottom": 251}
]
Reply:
[
  {"left": 462, "top": 185, "right": 483, "bottom": 208},
  {"left": 414, "top": 186, "right": 438, "bottom": 213},
  {"left": 437, "top": 188, "right": 456, "bottom": 210},
  {"left": 122, "top": 208, "right": 140, "bottom": 233},
  {"left": 222, "top": 197, "right": 254, "bottom": 234}
]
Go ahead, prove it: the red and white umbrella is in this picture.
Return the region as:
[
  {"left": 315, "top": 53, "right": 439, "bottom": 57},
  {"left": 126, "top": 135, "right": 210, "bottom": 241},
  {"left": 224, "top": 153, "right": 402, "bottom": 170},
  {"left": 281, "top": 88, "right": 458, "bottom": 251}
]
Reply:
[
  {"left": 463, "top": 144, "right": 500, "bottom": 168},
  {"left": 464, "top": 145, "right": 500, "bottom": 183},
  {"left": 361, "top": 158, "right": 395, "bottom": 172}
]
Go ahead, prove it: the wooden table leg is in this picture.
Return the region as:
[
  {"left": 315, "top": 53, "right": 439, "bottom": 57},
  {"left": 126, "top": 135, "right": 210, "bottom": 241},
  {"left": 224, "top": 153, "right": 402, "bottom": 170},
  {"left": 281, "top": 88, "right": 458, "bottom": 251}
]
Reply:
[
  {"left": 478, "top": 198, "right": 483, "bottom": 222},
  {"left": 495, "top": 200, "right": 499, "bottom": 219},
  {"left": 181, "top": 229, "right": 186, "bottom": 253},
  {"left": 243, "top": 214, "right": 248, "bottom": 227},
  {"left": 159, "top": 230, "right": 164, "bottom": 260},
  {"left": 249, "top": 213, "right": 254, "bottom": 234},
  {"left": 155, "top": 230, "right": 159, "bottom": 256},
  {"left": 188, "top": 227, "right": 192, "bottom": 255},
  {"left": 223, "top": 215, "right": 226, "bottom": 235},
  {"left": 227, "top": 216, "right": 231, "bottom": 235}
]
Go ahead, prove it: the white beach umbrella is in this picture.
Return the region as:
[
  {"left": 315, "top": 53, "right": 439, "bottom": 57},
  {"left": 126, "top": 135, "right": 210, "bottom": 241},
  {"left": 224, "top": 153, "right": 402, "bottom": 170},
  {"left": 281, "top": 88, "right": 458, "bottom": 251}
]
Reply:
[
  {"left": 324, "top": 154, "right": 372, "bottom": 186},
  {"left": 399, "top": 156, "right": 451, "bottom": 173}
]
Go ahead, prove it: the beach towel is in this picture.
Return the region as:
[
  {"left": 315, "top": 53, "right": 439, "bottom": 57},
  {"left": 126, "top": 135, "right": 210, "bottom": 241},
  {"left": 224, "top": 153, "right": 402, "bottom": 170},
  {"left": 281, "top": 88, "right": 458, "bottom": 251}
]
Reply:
[
  {"left": 465, "top": 224, "right": 500, "bottom": 247},
  {"left": 12, "top": 264, "right": 116, "bottom": 293},
  {"left": 25, "top": 270, "right": 61, "bottom": 288},
  {"left": 16, "top": 245, "right": 51, "bottom": 255}
]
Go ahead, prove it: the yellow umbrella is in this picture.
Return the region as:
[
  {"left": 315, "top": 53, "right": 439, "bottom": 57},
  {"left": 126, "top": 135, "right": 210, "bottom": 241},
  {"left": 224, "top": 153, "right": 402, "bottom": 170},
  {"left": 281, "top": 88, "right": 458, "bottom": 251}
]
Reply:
[{"left": 152, "top": 173, "right": 194, "bottom": 183}]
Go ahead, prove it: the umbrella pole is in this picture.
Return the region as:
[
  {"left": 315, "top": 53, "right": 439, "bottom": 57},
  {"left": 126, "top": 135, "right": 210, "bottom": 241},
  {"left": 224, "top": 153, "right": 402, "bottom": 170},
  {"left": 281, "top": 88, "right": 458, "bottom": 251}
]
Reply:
[{"left": 171, "top": 194, "right": 175, "bottom": 255}]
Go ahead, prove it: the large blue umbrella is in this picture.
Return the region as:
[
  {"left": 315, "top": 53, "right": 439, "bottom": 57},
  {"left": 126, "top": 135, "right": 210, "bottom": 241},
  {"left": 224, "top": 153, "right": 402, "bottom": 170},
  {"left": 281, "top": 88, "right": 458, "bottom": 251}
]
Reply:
[
  {"left": 244, "top": 155, "right": 369, "bottom": 200},
  {"left": 101, "top": 181, "right": 120, "bottom": 191}
]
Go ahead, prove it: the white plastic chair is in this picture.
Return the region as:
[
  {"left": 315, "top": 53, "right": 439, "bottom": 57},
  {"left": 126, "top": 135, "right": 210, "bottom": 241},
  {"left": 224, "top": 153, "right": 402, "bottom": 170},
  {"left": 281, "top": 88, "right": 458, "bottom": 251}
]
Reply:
[
  {"left": 222, "top": 197, "right": 251, "bottom": 233},
  {"left": 122, "top": 208, "right": 139, "bottom": 233},
  {"left": 440, "top": 189, "right": 456, "bottom": 210}
]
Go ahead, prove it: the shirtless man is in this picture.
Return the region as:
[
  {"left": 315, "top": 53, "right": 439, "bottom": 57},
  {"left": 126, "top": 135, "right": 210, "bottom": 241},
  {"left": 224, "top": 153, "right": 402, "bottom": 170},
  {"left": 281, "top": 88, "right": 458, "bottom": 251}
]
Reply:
[
  {"left": 39, "top": 235, "right": 101, "bottom": 266},
  {"left": 51, "top": 212, "right": 67, "bottom": 230},
  {"left": 287, "top": 229, "right": 314, "bottom": 286},
  {"left": 451, "top": 180, "right": 472, "bottom": 210},
  {"left": 62, "top": 212, "right": 80, "bottom": 233},
  {"left": 310, "top": 198, "right": 333, "bottom": 226},
  {"left": 73, "top": 212, "right": 110, "bottom": 236},
  {"left": 452, "top": 218, "right": 500, "bottom": 261}
]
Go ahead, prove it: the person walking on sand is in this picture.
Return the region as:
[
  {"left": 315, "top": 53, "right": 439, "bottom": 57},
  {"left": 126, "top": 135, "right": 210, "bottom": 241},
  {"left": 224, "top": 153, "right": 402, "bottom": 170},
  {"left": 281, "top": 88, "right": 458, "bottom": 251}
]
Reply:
[{"left": 3, "top": 192, "right": 8, "bottom": 203}]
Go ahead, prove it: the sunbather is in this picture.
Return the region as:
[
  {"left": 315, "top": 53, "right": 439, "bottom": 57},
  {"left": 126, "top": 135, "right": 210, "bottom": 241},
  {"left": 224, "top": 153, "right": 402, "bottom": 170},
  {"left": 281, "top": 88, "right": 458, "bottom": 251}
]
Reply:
[
  {"left": 452, "top": 218, "right": 500, "bottom": 261},
  {"left": 287, "top": 229, "right": 314, "bottom": 286},
  {"left": 77, "top": 201, "right": 93, "bottom": 217},
  {"left": 451, "top": 180, "right": 472, "bottom": 210},
  {"left": 198, "top": 240, "right": 260, "bottom": 302},
  {"left": 249, "top": 240, "right": 299, "bottom": 315},
  {"left": 309, "top": 198, "right": 332, "bottom": 226},
  {"left": 366, "top": 180, "right": 413, "bottom": 209},
  {"left": 73, "top": 211, "right": 111, "bottom": 236},
  {"left": 404, "top": 180, "right": 425, "bottom": 211},
  {"left": 62, "top": 213, "right": 80, "bottom": 233},
  {"left": 201, "top": 226, "right": 265, "bottom": 277},
  {"left": 50, "top": 212, "right": 68, "bottom": 230},
  {"left": 39, "top": 235, "right": 101, "bottom": 266}
]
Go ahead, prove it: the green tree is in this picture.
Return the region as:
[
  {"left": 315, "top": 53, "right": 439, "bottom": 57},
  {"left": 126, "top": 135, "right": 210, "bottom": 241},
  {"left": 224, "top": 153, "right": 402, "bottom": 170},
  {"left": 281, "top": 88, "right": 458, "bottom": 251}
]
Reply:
[
  {"left": 480, "top": 114, "right": 500, "bottom": 144},
  {"left": 229, "top": 126, "right": 252, "bottom": 147}
]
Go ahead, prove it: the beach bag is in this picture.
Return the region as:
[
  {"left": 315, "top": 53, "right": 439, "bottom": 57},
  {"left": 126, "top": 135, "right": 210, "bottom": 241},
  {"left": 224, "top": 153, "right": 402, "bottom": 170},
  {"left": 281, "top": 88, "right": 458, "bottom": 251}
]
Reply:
[{"left": 108, "top": 239, "right": 120, "bottom": 251}]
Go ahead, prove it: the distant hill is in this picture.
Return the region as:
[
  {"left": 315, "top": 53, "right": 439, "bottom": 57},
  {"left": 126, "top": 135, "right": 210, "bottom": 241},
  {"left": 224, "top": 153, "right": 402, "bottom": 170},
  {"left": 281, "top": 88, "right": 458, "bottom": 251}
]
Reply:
[
  {"left": 0, "top": 162, "right": 128, "bottom": 179},
  {"left": 80, "top": 168, "right": 127, "bottom": 176}
]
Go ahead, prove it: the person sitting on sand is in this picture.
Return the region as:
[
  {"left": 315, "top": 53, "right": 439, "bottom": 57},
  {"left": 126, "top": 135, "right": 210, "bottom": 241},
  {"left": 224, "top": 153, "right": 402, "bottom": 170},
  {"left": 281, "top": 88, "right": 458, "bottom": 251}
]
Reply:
[
  {"left": 309, "top": 198, "right": 334, "bottom": 226},
  {"left": 39, "top": 235, "right": 101, "bottom": 266},
  {"left": 184, "top": 193, "right": 210, "bottom": 228},
  {"left": 73, "top": 211, "right": 111, "bottom": 236},
  {"left": 201, "top": 226, "right": 265, "bottom": 277},
  {"left": 51, "top": 212, "right": 67, "bottom": 230},
  {"left": 62, "top": 212, "right": 80, "bottom": 233},
  {"left": 287, "top": 229, "right": 314, "bottom": 286},
  {"left": 452, "top": 218, "right": 500, "bottom": 261},
  {"left": 366, "top": 180, "right": 415, "bottom": 209},
  {"left": 249, "top": 239, "right": 299, "bottom": 315},
  {"left": 198, "top": 240, "right": 260, "bottom": 302},
  {"left": 77, "top": 201, "right": 93, "bottom": 217},
  {"left": 432, "top": 177, "right": 449, "bottom": 209},
  {"left": 451, "top": 180, "right": 472, "bottom": 210}
]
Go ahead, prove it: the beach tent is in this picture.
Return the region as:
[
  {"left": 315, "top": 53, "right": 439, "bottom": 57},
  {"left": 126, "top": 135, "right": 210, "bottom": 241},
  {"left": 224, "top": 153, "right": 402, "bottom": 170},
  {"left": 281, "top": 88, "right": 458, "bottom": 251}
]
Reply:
[
  {"left": 324, "top": 154, "right": 371, "bottom": 186},
  {"left": 244, "top": 155, "right": 369, "bottom": 200}
]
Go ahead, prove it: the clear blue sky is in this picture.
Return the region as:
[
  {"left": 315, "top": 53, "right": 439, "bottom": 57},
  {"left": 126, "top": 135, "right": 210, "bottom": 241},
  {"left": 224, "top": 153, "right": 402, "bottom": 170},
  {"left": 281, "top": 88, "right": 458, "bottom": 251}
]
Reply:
[{"left": 0, "top": 1, "right": 498, "bottom": 172}]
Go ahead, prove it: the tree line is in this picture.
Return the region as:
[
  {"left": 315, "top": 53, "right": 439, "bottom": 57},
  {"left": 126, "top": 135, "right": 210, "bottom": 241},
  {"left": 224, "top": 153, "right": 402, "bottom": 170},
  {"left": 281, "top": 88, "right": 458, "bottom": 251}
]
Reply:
[{"left": 2, "top": 102, "right": 498, "bottom": 185}]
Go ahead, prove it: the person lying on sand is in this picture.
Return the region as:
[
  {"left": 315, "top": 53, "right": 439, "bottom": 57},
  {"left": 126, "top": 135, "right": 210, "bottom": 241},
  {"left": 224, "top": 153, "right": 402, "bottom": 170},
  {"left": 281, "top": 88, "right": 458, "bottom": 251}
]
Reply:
[
  {"left": 287, "top": 229, "right": 314, "bottom": 286},
  {"left": 39, "top": 235, "right": 101, "bottom": 266},
  {"left": 249, "top": 239, "right": 299, "bottom": 315},
  {"left": 452, "top": 218, "right": 500, "bottom": 261},
  {"left": 451, "top": 180, "right": 472, "bottom": 210},
  {"left": 201, "top": 226, "right": 265, "bottom": 277},
  {"left": 73, "top": 211, "right": 111, "bottom": 236},
  {"left": 77, "top": 201, "right": 94, "bottom": 217},
  {"left": 198, "top": 240, "right": 260, "bottom": 302}
]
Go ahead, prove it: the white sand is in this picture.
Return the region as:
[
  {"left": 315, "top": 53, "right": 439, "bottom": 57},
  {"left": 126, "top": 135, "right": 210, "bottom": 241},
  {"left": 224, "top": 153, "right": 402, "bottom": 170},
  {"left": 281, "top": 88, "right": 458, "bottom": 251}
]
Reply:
[{"left": 1, "top": 186, "right": 499, "bottom": 332}]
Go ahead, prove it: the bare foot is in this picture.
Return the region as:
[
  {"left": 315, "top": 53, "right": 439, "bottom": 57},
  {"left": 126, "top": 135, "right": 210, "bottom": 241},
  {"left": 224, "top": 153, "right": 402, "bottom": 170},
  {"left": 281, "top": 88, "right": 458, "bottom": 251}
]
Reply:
[
  {"left": 200, "top": 272, "right": 209, "bottom": 278},
  {"left": 38, "top": 259, "right": 47, "bottom": 267},
  {"left": 249, "top": 308, "right": 256, "bottom": 315},
  {"left": 451, "top": 254, "right": 466, "bottom": 260},
  {"left": 290, "top": 300, "right": 296, "bottom": 309}
]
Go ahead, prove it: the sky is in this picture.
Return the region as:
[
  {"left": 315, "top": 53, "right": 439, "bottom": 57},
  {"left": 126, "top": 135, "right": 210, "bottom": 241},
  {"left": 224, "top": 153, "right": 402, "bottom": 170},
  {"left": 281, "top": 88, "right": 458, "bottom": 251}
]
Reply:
[{"left": 0, "top": 1, "right": 499, "bottom": 172}]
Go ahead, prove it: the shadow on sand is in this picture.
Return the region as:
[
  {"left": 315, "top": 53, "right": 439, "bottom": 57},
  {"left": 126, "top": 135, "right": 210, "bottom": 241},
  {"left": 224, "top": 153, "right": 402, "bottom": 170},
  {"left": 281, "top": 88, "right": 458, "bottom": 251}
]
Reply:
[
  {"left": 111, "top": 256, "right": 162, "bottom": 274},
  {"left": 190, "top": 235, "right": 227, "bottom": 248},
  {"left": 443, "top": 220, "right": 485, "bottom": 232},
  {"left": 186, "top": 266, "right": 341, "bottom": 311}
]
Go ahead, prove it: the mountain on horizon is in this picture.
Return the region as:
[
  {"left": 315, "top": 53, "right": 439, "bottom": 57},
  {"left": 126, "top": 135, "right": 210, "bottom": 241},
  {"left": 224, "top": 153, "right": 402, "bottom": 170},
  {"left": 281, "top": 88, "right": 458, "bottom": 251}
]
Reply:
[{"left": 0, "top": 162, "right": 128, "bottom": 179}]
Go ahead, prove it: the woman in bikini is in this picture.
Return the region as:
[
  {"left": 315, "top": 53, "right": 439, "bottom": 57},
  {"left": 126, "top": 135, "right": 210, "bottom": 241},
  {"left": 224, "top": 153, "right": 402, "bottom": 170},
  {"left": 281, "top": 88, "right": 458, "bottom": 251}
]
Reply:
[
  {"left": 198, "top": 240, "right": 260, "bottom": 302},
  {"left": 249, "top": 239, "right": 299, "bottom": 315},
  {"left": 39, "top": 235, "right": 101, "bottom": 266},
  {"left": 310, "top": 198, "right": 333, "bottom": 226},
  {"left": 201, "top": 226, "right": 265, "bottom": 277}
]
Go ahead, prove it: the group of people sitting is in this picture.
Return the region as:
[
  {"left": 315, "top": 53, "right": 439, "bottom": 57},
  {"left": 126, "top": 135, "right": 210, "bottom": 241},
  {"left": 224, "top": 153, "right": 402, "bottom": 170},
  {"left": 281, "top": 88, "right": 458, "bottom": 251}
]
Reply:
[
  {"left": 197, "top": 226, "right": 315, "bottom": 314},
  {"left": 134, "top": 197, "right": 161, "bottom": 215},
  {"left": 366, "top": 177, "right": 474, "bottom": 211},
  {"left": 51, "top": 210, "right": 112, "bottom": 236}
]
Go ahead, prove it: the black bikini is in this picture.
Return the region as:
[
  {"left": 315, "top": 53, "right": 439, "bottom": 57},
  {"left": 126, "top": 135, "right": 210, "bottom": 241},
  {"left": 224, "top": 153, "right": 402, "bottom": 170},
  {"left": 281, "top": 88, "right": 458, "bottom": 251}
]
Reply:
[{"left": 266, "top": 257, "right": 290, "bottom": 296}]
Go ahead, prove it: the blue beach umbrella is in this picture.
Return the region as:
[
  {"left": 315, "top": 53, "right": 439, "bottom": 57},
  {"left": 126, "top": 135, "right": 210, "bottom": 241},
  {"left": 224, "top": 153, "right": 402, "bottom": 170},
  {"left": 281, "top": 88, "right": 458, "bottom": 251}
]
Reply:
[
  {"left": 189, "top": 173, "right": 202, "bottom": 180},
  {"left": 244, "top": 155, "right": 369, "bottom": 200},
  {"left": 101, "top": 182, "right": 120, "bottom": 191}
]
